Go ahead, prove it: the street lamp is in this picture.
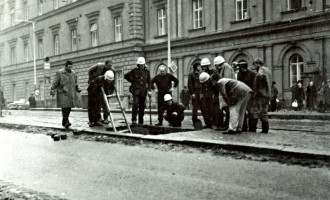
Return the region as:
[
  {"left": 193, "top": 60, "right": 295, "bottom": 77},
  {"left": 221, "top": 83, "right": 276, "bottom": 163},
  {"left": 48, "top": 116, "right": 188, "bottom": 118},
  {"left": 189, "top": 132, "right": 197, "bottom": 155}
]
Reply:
[{"left": 15, "top": 20, "right": 37, "bottom": 89}]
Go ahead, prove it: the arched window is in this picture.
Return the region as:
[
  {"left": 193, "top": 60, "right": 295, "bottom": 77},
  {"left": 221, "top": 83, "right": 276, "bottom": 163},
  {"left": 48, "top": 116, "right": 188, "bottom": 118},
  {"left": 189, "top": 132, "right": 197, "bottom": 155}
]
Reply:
[{"left": 289, "top": 54, "right": 304, "bottom": 87}]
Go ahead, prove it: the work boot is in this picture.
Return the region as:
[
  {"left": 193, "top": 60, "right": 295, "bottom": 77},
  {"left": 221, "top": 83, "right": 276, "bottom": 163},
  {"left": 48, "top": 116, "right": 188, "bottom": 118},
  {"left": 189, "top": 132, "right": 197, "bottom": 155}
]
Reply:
[
  {"left": 249, "top": 118, "right": 258, "bottom": 132},
  {"left": 260, "top": 121, "right": 269, "bottom": 134},
  {"left": 132, "top": 120, "right": 137, "bottom": 125},
  {"left": 94, "top": 121, "right": 103, "bottom": 126},
  {"left": 103, "top": 120, "right": 109, "bottom": 124},
  {"left": 223, "top": 130, "right": 237, "bottom": 134}
]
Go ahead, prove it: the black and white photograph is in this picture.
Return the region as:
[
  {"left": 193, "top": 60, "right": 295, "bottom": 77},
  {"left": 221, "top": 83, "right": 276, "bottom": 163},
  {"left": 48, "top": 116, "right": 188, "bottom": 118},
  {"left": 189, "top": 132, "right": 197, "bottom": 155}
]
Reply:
[{"left": 0, "top": 0, "right": 329, "bottom": 199}]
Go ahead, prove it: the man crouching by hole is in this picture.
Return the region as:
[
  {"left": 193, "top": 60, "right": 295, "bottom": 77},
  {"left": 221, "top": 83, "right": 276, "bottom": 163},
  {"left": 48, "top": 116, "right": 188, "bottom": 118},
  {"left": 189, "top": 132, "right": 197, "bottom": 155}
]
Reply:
[
  {"left": 160, "top": 94, "right": 185, "bottom": 127},
  {"left": 217, "top": 78, "right": 252, "bottom": 134}
]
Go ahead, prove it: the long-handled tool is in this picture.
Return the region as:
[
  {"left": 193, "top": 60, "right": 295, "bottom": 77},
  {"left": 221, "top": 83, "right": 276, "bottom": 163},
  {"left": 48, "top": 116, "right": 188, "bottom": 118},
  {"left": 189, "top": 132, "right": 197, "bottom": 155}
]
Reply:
[
  {"left": 149, "top": 95, "right": 152, "bottom": 125},
  {"left": 114, "top": 87, "right": 132, "bottom": 134},
  {"left": 101, "top": 87, "right": 117, "bottom": 132}
]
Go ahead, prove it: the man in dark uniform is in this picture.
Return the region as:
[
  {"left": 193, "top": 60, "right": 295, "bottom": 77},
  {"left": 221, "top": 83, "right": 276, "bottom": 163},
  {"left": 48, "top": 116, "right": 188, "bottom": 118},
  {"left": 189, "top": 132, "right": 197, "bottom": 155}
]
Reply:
[
  {"left": 180, "top": 86, "right": 190, "bottom": 109},
  {"left": 161, "top": 94, "right": 185, "bottom": 127},
  {"left": 151, "top": 65, "right": 179, "bottom": 126},
  {"left": 237, "top": 61, "right": 257, "bottom": 132},
  {"left": 87, "top": 60, "right": 115, "bottom": 127},
  {"left": 199, "top": 72, "right": 214, "bottom": 128},
  {"left": 188, "top": 62, "right": 202, "bottom": 124},
  {"left": 124, "top": 57, "right": 151, "bottom": 125},
  {"left": 28, "top": 93, "right": 36, "bottom": 108}
]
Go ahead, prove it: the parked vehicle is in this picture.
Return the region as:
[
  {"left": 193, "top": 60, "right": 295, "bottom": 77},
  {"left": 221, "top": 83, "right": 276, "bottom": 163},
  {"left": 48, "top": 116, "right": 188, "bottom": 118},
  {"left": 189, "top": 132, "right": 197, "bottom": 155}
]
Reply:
[{"left": 7, "top": 99, "right": 30, "bottom": 110}]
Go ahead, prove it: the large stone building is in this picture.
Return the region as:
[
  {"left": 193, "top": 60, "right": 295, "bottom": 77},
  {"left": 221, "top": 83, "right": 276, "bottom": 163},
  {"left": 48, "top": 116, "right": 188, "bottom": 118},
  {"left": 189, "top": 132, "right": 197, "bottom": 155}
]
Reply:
[{"left": 0, "top": 0, "right": 329, "bottom": 108}]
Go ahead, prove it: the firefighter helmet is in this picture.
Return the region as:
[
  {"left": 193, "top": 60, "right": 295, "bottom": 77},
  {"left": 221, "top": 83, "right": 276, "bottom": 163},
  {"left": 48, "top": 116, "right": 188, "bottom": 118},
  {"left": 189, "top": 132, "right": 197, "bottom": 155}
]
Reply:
[
  {"left": 201, "top": 58, "right": 211, "bottom": 66},
  {"left": 164, "top": 94, "right": 173, "bottom": 101},
  {"left": 137, "top": 57, "right": 146, "bottom": 65},
  {"left": 104, "top": 70, "right": 114, "bottom": 81},
  {"left": 199, "top": 72, "right": 210, "bottom": 83},
  {"left": 214, "top": 56, "right": 225, "bottom": 65}
]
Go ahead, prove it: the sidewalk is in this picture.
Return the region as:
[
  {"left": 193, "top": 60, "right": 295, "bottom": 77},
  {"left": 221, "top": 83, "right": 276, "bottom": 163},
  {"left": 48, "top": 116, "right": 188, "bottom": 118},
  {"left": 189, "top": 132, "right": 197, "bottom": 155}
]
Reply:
[{"left": 0, "top": 110, "right": 329, "bottom": 161}]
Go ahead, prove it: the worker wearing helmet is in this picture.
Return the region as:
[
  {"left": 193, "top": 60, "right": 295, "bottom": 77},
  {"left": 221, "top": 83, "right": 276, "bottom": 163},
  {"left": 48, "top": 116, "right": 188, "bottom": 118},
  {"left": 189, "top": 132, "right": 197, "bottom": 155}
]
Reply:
[
  {"left": 200, "top": 58, "right": 213, "bottom": 75},
  {"left": 151, "top": 65, "right": 179, "bottom": 126},
  {"left": 188, "top": 62, "right": 202, "bottom": 125},
  {"left": 160, "top": 94, "right": 185, "bottom": 127},
  {"left": 87, "top": 60, "right": 115, "bottom": 127},
  {"left": 124, "top": 57, "right": 151, "bottom": 125},
  {"left": 199, "top": 72, "right": 214, "bottom": 128}
]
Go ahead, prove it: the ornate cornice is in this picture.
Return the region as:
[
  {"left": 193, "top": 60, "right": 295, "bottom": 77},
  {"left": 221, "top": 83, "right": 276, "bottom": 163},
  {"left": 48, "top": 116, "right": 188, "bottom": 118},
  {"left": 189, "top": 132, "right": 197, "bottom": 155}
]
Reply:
[
  {"left": 7, "top": 38, "right": 17, "bottom": 46},
  {"left": 35, "top": 29, "right": 44, "bottom": 38},
  {"left": 49, "top": 23, "right": 61, "bottom": 34},
  {"left": 152, "top": 0, "right": 167, "bottom": 7},
  {"left": 108, "top": 3, "right": 124, "bottom": 16},
  {"left": 86, "top": 10, "right": 100, "bottom": 24},
  {"left": 66, "top": 17, "right": 78, "bottom": 29},
  {"left": 20, "top": 34, "right": 30, "bottom": 42}
]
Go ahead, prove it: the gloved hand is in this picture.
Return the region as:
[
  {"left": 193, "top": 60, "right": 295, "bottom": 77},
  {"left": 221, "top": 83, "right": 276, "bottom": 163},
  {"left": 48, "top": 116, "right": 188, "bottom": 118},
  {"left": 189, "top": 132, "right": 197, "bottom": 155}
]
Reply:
[
  {"left": 147, "top": 91, "right": 152, "bottom": 97},
  {"left": 154, "top": 89, "right": 158, "bottom": 93},
  {"left": 192, "top": 94, "right": 196, "bottom": 99},
  {"left": 172, "top": 112, "right": 178, "bottom": 116},
  {"left": 50, "top": 90, "right": 55, "bottom": 96},
  {"left": 169, "top": 88, "right": 174, "bottom": 92}
]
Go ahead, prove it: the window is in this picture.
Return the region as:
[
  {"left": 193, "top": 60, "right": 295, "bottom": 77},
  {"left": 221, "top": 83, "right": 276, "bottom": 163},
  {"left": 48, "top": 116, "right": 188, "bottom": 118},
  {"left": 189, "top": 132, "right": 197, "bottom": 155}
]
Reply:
[
  {"left": 157, "top": 8, "right": 166, "bottom": 35},
  {"left": 90, "top": 23, "right": 98, "bottom": 47},
  {"left": 193, "top": 0, "right": 203, "bottom": 29},
  {"left": 236, "top": 0, "right": 248, "bottom": 20},
  {"left": 116, "top": 70, "right": 123, "bottom": 95},
  {"left": 10, "top": 47, "right": 16, "bottom": 64},
  {"left": 54, "top": 0, "right": 59, "bottom": 9},
  {"left": 54, "top": 34, "right": 59, "bottom": 55},
  {"left": 38, "top": 2, "right": 43, "bottom": 15},
  {"left": 38, "top": 38, "right": 43, "bottom": 59},
  {"left": 114, "top": 16, "right": 122, "bottom": 41},
  {"left": 287, "top": 0, "right": 302, "bottom": 10},
  {"left": 24, "top": 43, "right": 29, "bottom": 62},
  {"left": 289, "top": 54, "right": 304, "bottom": 87},
  {"left": 71, "top": 29, "right": 77, "bottom": 51},
  {"left": 24, "top": 2, "right": 28, "bottom": 20},
  {"left": 10, "top": 9, "right": 15, "bottom": 26}
]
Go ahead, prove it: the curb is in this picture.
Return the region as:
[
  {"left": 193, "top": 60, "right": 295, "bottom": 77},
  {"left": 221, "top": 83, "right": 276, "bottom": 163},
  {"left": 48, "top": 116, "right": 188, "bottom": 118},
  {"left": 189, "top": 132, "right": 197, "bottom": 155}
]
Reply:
[{"left": 0, "top": 122, "right": 329, "bottom": 163}]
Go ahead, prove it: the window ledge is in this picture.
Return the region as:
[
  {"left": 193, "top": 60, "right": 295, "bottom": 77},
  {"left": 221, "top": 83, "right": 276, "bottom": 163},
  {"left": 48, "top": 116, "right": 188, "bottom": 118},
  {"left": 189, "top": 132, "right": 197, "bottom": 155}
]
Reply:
[
  {"left": 230, "top": 18, "right": 251, "bottom": 24},
  {"left": 154, "top": 34, "right": 168, "bottom": 39},
  {"left": 281, "top": 7, "right": 307, "bottom": 14},
  {"left": 188, "top": 27, "right": 206, "bottom": 33}
]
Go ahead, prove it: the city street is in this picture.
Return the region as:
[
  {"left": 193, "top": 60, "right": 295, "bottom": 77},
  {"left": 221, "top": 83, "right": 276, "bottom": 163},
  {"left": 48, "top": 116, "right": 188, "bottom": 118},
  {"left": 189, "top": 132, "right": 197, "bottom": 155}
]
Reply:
[{"left": 0, "top": 128, "right": 329, "bottom": 200}]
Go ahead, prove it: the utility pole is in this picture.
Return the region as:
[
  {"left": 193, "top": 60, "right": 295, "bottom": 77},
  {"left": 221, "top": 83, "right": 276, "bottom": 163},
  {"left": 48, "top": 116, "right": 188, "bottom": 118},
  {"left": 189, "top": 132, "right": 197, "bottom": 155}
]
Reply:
[{"left": 167, "top": 0, "right": 171, "bottom": 71}]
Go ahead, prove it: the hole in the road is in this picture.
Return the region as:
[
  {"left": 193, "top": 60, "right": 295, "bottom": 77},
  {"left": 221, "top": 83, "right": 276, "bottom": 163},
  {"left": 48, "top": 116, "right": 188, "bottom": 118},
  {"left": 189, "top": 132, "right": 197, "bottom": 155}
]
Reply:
[{"left": 106, "top": 124, "right": 195, "bottom": 135}]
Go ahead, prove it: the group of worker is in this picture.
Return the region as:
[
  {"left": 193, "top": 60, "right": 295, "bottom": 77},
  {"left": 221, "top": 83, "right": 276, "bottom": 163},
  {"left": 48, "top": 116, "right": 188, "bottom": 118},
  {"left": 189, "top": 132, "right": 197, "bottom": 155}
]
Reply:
[{"left": 50, "top": 54, "right": 272, "bottom": 134}]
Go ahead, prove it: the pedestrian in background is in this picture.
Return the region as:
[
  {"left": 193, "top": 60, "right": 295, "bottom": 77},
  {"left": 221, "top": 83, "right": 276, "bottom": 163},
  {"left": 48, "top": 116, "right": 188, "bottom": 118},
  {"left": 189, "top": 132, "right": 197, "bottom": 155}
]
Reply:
[
  {"left": 160, "top": 94, "right": 185, "bottom": 127},
  {"left": 199, "top": 72, "right": 214, "bottom": 129},
  {"left": 237, "top": 61, "right": 256, "bottom": 132},
  {"left": 295, "top": 80, "right": 305, "bottom": 110},
  {"left": 270, "top": 81, "right": 278, "bottom": 112},
  {"left": 50, "top": 60, "right": 81, "bottom": 128},
  {"left": 217, "top": 78, "right": 252, "bottom": 134},
  {"left": 291, "top": 80, "right": 298, "bottom": 105},
  {"left": 306, "top": 81, "right": 317, "bottom": 111},
  {"left": 250, "top": 58, "right": 272, "bottom": 133},
  {"left": 180, "top": 86, "right": 191, "bottom": 110},
  {"left": 28, "top": 93, "right": 36, "bottom": 108},
  {"left": 124, "top": 57, "right": 151, "bottom": 125},
  {"left": 188, "top": 63, "right": 202, "bottom": 126},
  {"left": 318, "top": 80, "right": 330, "bottom": 113},
  {"left": 87, "top": 60, "right": 115, "bottom": 127},
  {"left": 151, "top": 65, "right": 179, "bottom": 126}
]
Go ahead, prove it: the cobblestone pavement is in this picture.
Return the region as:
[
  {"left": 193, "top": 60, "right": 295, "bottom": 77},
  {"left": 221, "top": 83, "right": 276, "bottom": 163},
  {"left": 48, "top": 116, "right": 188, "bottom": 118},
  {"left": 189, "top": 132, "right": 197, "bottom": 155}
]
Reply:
[
  {"left": 0, "top": 110, "right": 329, "bottom": 153},
  {"left": 0, "top": 180, "right": 66, "bottom": 200}
]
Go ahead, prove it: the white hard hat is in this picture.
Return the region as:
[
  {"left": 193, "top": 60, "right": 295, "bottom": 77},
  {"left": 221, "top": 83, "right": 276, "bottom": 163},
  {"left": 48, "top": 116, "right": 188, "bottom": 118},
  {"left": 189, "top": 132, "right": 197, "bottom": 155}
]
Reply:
[
  {"left": 199, "top": 72, "right": 210, "bottom": 83},
  {"left": 137, "top": 57, "right": 146, "bottom": 65},
  {"left": 214, "top": 56, "right": 225, "bottom": 65},
  {"left": 159, "top": 65, "right": 166, "bottom": 71},
  {"left": 104, "top": 70, "right": 114, "bottom": 81},
  {"left": 164, "top": 94, "right": 172, "bottom": 101},
  {"left": 201, "top": 58, "right": 211, "bottom": 66}
]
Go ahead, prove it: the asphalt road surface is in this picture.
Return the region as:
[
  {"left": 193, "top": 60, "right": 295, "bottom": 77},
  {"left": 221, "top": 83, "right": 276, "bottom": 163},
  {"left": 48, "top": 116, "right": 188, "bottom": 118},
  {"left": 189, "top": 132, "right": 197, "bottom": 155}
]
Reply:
[{"left": 0, "top": 129, "right": 329, "bottom": 200}]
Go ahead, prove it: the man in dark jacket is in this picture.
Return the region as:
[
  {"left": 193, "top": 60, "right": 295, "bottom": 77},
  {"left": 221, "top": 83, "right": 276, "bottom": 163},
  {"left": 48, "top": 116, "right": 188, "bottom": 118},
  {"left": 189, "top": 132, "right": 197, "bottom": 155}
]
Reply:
[
  {"left": 151, "top": 65, "right": 179, "bottom": 126},
  {"left": 28, "top": 93, "right": 36, "bottom": 108},
  {"left": 87, "top": 60, "right": 115, "bottom": 127},
  {"left": 124, "top": 57, "right": 151, "bottom": 125},
  {"left": 306, "top": 81, "right": 317, "bottom": 111},
  {"left": 250, "top": 58, "right": 272, "bottom": 133},
  {"left": 237, "top": 61, "right": 257, "bottom": 131},
  {"left": 217, "top": 78, "right": 252, "bottom": 134},
  {"left": 199, "top": 72, "right": 214, "bottom": 128},
  {"left": 180, "top": 86, "right": 190, "bottom": 109},
  {"left": 160, "top": 94, "right": 185, "bottom": 127},
  {"left": 188, "top": 62, "right": 202, "bottom": 124},
  {"left": 50, "top": 60, "right": 81, "bottom": 128},
  {"left": 295, "top": 80, "right": 305, "bottom": 110},
  {"left": 270, "top": 82, "right": 279, "bottom": 112}
]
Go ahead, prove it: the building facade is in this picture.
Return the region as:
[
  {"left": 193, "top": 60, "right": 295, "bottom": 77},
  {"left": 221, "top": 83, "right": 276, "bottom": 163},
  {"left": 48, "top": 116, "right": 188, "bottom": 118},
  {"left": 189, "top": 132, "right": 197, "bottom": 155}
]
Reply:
[{"left": 0, "top": 0, "right": 329, "bottom": 108}]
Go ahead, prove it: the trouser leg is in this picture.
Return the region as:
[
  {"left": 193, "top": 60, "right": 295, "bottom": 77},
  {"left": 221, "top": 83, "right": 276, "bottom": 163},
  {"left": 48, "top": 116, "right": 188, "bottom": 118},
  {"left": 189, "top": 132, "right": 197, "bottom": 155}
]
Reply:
[
  {"left": 238, "top": 94, "right": 250, "bottom": 131},
  {"left": 88, "top": 89, "right": 102, "bottom": 123},
  {"left": 260, "top": 97, "right": 269, "bottom": 133},
  {"left": 132, "top": 95, "right": 139, "bottom": 122},
  {"left": 61, "top": 107, "right": 71, "bottom": 125},
  {"left": 138, "top": 95, "right": 146, "bottom": 124},
  {"left": 192, "top": 94, "right": 200, "bottom": 123},
  {"left": 157, "top": 93, "right": 169, "bottom": 122},
  {"left": 201, "top": 97, "right": 212, "bottom": 127},
  {"left": 228, "top": 105, "right": 239, "bottom": 131}
]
